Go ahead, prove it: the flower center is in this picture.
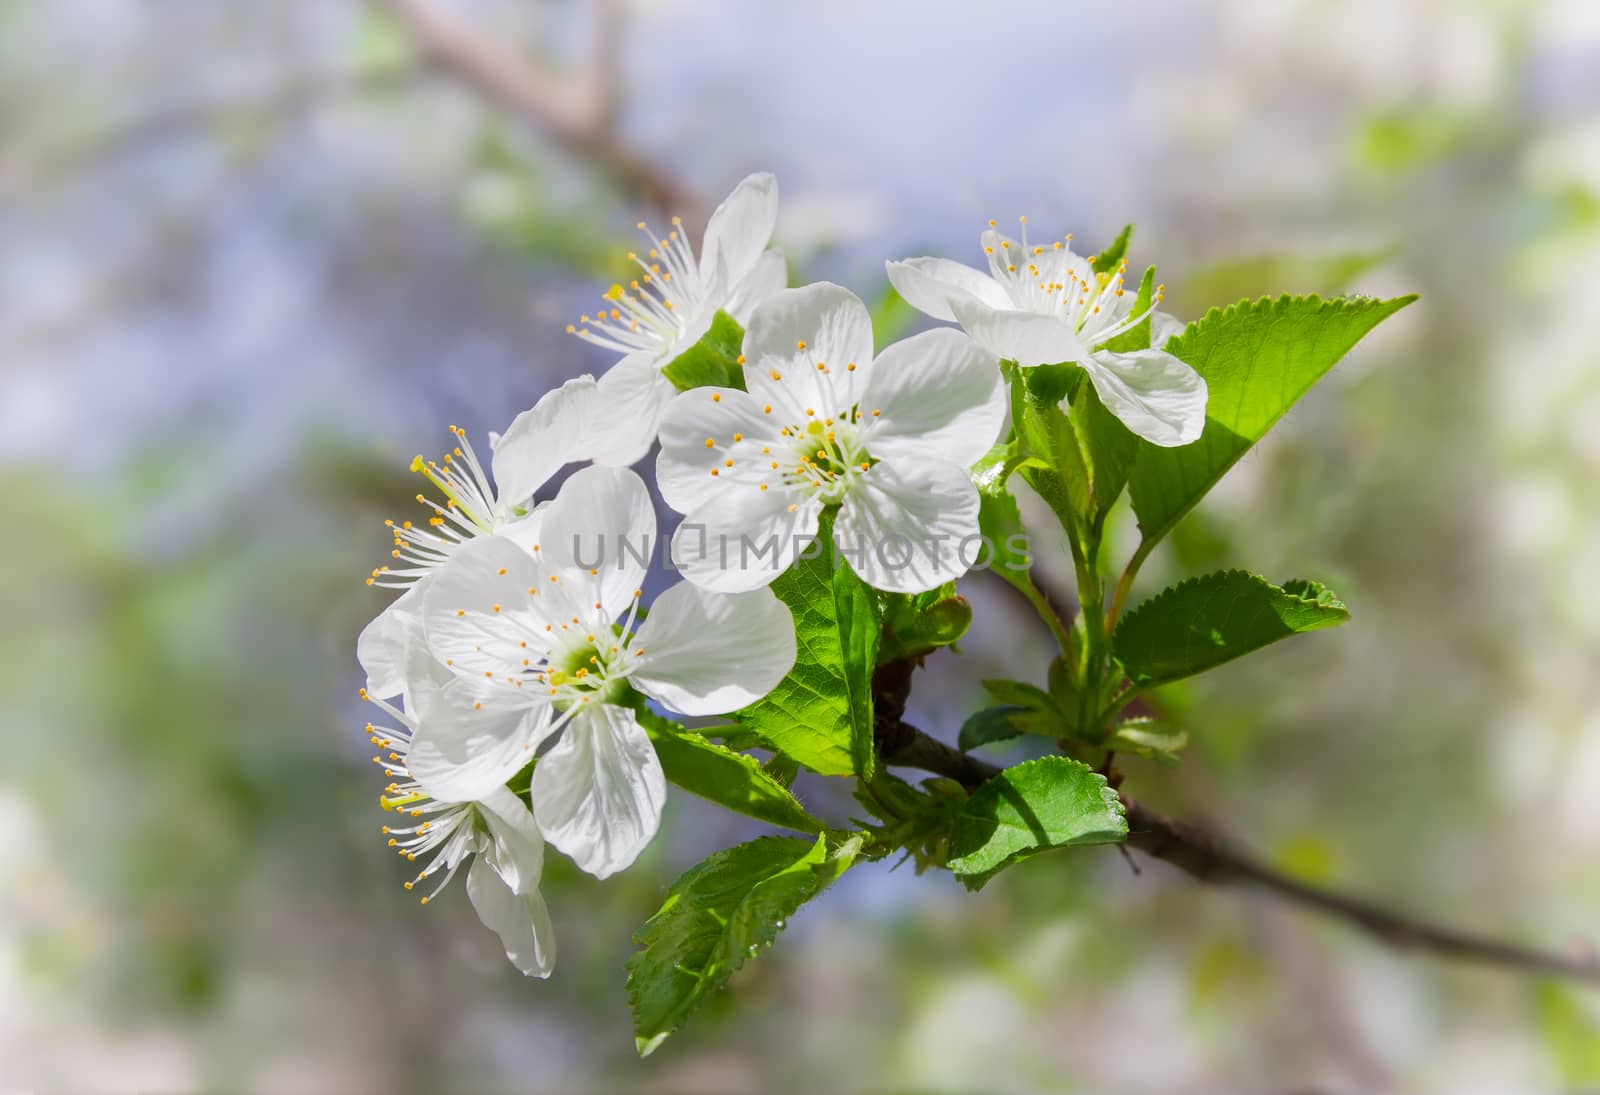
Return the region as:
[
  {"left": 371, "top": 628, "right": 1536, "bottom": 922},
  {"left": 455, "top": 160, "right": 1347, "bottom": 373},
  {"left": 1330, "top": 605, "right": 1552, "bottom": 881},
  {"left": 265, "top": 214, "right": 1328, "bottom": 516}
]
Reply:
[
  {"left": 566, "top": 216, "right": 705, "bottom": 359},
  {"left": 541, "top": 638, "right": 629, "bottom": 710},
  {"left": 982, "top": 216, "right": 1165, "bottom": 352},
  {"left": 783, "top": 416, "right": 875, "bottom": 505}
]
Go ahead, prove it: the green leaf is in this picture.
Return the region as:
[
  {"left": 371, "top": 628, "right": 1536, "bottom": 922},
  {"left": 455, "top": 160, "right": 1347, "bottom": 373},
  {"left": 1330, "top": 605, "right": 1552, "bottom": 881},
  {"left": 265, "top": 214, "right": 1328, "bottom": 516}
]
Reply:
[
  {"left": 1046, "top": 655, "right": 1074, "bottom": 709},
  {"left": 981, "top": 678, "right": 1059, "bottom": 713},
  {"left": 1102, "top": 265, "right": 1158, "bottom": 355},
  {"left": 1091, "top": 224, "right": 1134, "bottom": 276},
  {"left": 1128, "top": 293, "right": 1416, "bottom": 552},
  {"left": 946, "top": 757, "right": 1126, "bottom": 886},
  {"left": 879, "top": 585, "right": 972, "bottom": 663},
  {"left": 976, "top": 484, "right": 1036, "bottom": 597},
  {"left": 1113, "top": 570, "right": 1350, "bottom": 688},
  {"left": 761, "top": 752, "right": 801, "bottom": 789},
  {"left": 958, "top": 705, "right": 1058, "bottom": 751},
  {"left": 735, "top": 513, "right": 879, "bottom": 778},
  {"left": 1107, "top": 716, "right": 1189, "bottom": 762},
  {"left": 661, "top": 310, "right": 745, "bottom": 392},
  {"left": 627, "top": 833, "right": 861, "bottom": 1054},
  {"left": 638, "top": 711, "right": 824, "bottom": 835},
  {"left": 834, "top": 559, "right": 881, "bottom": 781},
  {"left": 854, "top": 772, "right": 966, "bottom": 872}
]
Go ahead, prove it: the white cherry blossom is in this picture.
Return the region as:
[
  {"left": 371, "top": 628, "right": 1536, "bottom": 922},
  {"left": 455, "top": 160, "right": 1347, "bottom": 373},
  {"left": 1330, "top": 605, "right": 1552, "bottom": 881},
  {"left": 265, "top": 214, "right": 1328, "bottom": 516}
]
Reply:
[
  {"left": 567, "top": 173, "right": 786, "bottom": 466},
  {"left": 655, "top": 282, "right": 1007, "bottom": 594},
  {"left": 413, "top": 466, "right": 796, "bottom": 879},
  {"left": 887, "top": 219, "right": 1206, "bottom": 446},
  {"left": 358, "top": 624, "right": 555, "bottom": 977}
]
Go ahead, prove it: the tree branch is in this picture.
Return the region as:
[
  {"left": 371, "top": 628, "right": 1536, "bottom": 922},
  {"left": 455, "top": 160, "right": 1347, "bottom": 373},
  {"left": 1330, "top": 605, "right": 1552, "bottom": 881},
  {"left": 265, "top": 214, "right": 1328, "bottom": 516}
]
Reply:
[
  {"left": 880, "top": 719, "right": 1600, "bottom": 987},
  {"left": 370, "top": 0, "right": 701, "bottom": 222}
]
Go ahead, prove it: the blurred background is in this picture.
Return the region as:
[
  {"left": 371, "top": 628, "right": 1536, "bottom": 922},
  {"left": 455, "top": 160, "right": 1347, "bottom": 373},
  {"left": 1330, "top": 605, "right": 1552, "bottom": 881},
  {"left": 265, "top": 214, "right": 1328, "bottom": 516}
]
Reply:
[{"left": 4, "top": 0, "right": 1600, "bottom": 1090}]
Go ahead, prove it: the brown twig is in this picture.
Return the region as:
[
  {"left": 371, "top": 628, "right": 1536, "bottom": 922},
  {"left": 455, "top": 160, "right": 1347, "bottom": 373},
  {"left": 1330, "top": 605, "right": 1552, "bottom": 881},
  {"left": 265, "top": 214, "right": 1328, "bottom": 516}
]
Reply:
[
  {"left": 879, "top": 718, "right": 1600, "bottom": 987},
  {"left": 371, "top": 0, "right": 701, "bottom": 222}
]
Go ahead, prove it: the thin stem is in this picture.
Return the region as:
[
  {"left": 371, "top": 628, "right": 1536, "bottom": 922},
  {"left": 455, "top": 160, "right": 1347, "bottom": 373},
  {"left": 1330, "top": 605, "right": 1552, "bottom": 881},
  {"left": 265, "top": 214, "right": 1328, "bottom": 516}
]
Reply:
[
  {"left": 1016, "top": 576, "right": 1075, "bottom": 657},
  {"left": 1106, "top": 535, "right": 1155, "bottom": 631},
  {"left": 877, "top": 719, "right": 1600, "bottom": 987},
  {"left": 1065, "top": 504, "right": 1111, "bottom": 737}
]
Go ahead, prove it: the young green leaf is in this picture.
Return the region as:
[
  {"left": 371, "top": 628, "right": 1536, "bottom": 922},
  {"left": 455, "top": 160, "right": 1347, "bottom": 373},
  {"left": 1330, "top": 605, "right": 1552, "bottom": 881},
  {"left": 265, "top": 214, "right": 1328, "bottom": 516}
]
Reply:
[
  {"left": 660, "top": 310, "right": 746, "bottom": 391},
  {"left": 1127, "top": 293, "right": 1416, "bottom": 553},
  {"left": 735, "top": 514, "right": 880, "bottom": 778},
  {"left": 627, "top": 833, "right": 862, "bottom": 1054},
  {"left": 976, "top": 485, "right": 1036, "bottom": 597},
  {"left": 834, "top": 560, "right": 881, "bottom": 781},
  {"left": 946, "top": 757, "right": 1127, "bottom": 887},
  {"left": 638, "top": 711, "right": 825, "bottom": 835},
  {"left": 1107, "top": 716, "right": 1189, "bottom": 762},
  {"left": 1091, "top": 223, "right": 1134, "bottom": 276},
  {"left": 878, "top": 585, "right": 972, "bottom": 664},
  {"left": 957, "top": 704, "right": 1059, "bottom": 750},
  {"left": 981, "top": 677, "right": 1061, "bottom": 713},
  {"left": 1113, "top": 570, "right": 1350, "bottom": 688}
]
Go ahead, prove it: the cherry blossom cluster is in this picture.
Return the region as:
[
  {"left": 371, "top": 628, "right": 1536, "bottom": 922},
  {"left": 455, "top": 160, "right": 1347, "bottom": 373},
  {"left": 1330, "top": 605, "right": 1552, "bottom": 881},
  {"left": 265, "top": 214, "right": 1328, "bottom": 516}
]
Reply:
[{"left": 355, "top": 173, "right": 1204, "bottom": 974}]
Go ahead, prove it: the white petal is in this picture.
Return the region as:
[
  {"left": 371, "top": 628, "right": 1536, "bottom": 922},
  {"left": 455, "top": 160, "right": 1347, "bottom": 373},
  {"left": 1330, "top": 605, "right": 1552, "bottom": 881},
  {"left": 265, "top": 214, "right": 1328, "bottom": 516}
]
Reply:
[
  {"left": 670, "top": 487, "right": 823, "bottom": 593},
  {"left": 357, "top": 583, "right": 425, "bottom": 700},
  {"left": 537, "top": 466, "right": 655, "bottom": 620},
  {"left": 1149, "top": 309, "right": 1186, "bottom": 348},
  {"left": 1080, "top": 348, "right": 1208, "bottom": 447},
  {"left": 742, "top": 283, "right": 873, "bottom": 423},
  {"left": 860, "top": 327, "right": 1005, "bottom": 468},
  {"left": 655, "top": 387, "right": 783, "bottom": 516},
  {"left": 531, "top": 703, "right": 664, "bottom": 879},
  {"left": 629, "top": 582, "right": 796, "bottom": 715},
  {"left": 490, "top": 374, "right": 602, "bottom": 513},
  {"left": 467, "top": 851, "right": 555, "bottom": 977},
  {"left": 409, "top": 675, "right": 554, "bottom": 801},
  {"left": 477, "top": 785, "right": 545, "bottom": 894},
  {"left": 835, "top": 459, "right": 982, "bottom": 594},
  {"left": 592, "top": 353, "right": 678, "bottom": 466},
  {"left": 884, "top": 257, "right": 1010, "bottom": 322},
  {"left": 698, "top": 172, "right": 779, "bottom": 287},
  {"left": 723, "top": 247, "right": 787, "bottom": 325},
  {"left": 420, "top": 536, "right": 558, "bottom": 678},
  {"left": 950, "top": 297, "right": 1086, "bottom": 367},
  {"left": 493, "top": 506, "right": 547, "bottom": 553}
]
